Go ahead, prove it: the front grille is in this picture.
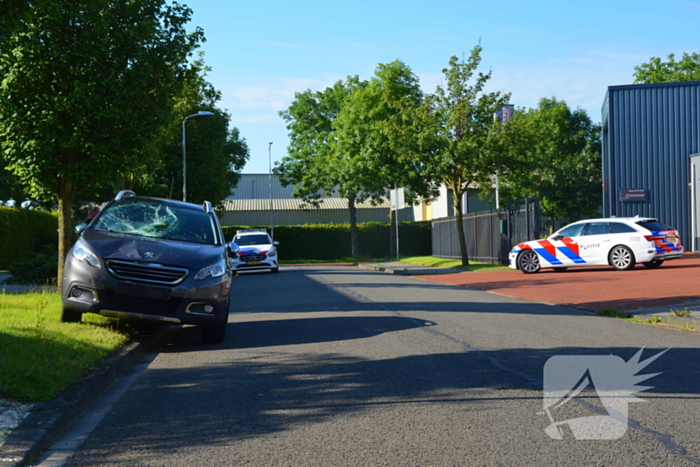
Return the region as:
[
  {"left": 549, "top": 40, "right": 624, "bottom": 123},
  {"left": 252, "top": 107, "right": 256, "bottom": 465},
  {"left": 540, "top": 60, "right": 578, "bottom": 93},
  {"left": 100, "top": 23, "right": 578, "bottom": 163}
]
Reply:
[
  {"left": 241, "top": 254, "right": 266, "bottom": 262},
  {"left": 106, "top": 259, "right": 188, "bottom": 285}
]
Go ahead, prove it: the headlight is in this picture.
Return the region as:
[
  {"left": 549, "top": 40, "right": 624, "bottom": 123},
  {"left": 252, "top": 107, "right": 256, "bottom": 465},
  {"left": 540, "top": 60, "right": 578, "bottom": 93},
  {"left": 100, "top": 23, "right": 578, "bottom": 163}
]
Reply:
[
  {"left": 194, "top": 258, "right": 227, "bottom": 280},
  {"left": 72, "top": 240, "right": 100, "bottom": 268},
  {"left": 267, "top": 249, "right": 277, "bottom": 258}
]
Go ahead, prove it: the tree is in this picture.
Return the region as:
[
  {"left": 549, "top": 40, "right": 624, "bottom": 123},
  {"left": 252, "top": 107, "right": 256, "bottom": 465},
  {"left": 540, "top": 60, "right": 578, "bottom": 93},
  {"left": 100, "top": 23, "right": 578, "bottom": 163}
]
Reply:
[
  {"left": 420, "top": 45, "right": 511, "bottom": 266},
  {"left": 334, "top": 60, "right": 440, "bottom": 257},
  {"left": 278, "top": 77, "right": 371, "bottom": 258},
  {"left": 497, "top": 98, "right": 602, "bottom": 228},
  {"left": 0, "top": 0, "right": 203, "bottom": 281},
  {"left": 634, "top": 52, "right": 700, "bottom": 83}
]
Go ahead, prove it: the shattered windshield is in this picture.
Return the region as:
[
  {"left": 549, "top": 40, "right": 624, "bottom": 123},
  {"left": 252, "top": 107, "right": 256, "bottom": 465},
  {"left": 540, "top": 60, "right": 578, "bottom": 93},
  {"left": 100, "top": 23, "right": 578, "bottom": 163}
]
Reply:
[{"left": 93, "top": 200, "right": 218, "bottom": 245}]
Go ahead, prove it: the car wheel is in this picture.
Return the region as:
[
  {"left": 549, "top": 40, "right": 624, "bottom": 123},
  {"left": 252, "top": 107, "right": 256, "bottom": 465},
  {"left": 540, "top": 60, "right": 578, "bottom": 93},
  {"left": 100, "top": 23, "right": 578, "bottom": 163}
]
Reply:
[
  {"left": 201, "top": 303, "right": 229, "bottom": 344},
  {"left": 61, "top": 307, "right": 82, "bottom": 323},
  {"left": 643, "top": 259, "right": 664, "bottom": 269},
  {"left": 553, "top": 267, "right": 568, "bottom": 272},
  {"left": 517, "top": 250, "right": 541, "bottom": 274},
  {"left": 609, "top": 245, "right": 636, "bottom": 270},
  {"left": 271, "top": 267, "right": 279, "bottom": 274}
]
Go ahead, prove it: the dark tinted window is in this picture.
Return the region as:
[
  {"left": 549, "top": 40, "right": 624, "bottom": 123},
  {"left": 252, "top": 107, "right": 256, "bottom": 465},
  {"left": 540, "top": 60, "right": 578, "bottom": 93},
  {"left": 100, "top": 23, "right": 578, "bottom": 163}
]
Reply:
[
  {"left": 583, "top": 222, "right": 611, "bottom": 236},
  {"left": 637, "top": 221, "right": 672, "bottom": 231},
  {"left": 610, "top": 222, "right": 638, "bottom": 233},
  {"left": 234, "top": 234, "right": 272, "bottom": 246}
]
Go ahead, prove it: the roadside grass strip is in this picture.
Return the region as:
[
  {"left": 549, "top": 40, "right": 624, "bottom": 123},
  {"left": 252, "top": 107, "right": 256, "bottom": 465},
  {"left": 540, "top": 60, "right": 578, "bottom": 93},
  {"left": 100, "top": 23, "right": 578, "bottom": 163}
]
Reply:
[
  {"left": 399, "top": 256, "right": 510, "bottom": 272},
  {"left": 0, "top": 292, "right": 130, "bottom": 402}
]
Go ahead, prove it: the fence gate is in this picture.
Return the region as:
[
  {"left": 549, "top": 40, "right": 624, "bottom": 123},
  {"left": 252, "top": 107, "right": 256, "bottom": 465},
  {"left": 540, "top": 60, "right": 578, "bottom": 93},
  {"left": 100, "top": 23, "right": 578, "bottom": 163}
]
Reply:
[{"left": 431, "top": 198, "right": 541, "bottom": 265}]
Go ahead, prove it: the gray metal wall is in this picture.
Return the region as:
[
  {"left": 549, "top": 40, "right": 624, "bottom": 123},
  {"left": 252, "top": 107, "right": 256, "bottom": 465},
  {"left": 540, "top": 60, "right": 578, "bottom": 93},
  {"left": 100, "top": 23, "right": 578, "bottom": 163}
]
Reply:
[
  {"left": 229, "top": 174, "right": 339, "bottom": 200},
  {"left": 602, "top": 81, "right": 700, "bottom": 246}
]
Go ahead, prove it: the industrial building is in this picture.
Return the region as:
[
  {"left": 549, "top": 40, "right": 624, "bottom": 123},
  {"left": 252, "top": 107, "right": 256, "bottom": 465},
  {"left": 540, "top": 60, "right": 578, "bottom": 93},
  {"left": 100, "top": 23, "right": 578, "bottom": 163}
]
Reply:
[{"left": 602, "top": 81, "right": 700, "bottom": 251}]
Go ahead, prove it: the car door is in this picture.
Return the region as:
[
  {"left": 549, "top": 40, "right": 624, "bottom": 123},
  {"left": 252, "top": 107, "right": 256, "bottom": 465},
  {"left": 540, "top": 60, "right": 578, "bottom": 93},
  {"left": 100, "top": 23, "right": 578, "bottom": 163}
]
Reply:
[
  {"left": 576, "top": 221, "right": 612, "bottom": 265},
  {"left": 548, "top": 222, "right": 587, "bottom": 267}
]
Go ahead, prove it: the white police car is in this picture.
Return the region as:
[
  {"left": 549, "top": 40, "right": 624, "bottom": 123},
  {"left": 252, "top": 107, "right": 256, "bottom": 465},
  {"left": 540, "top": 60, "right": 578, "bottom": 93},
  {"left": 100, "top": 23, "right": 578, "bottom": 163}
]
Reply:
[
  {"left": 509, "top": 217, "right": 683, "bottom": 274},
  {"left": 229, "top": 229, "right": 279, "bottom": 274}
]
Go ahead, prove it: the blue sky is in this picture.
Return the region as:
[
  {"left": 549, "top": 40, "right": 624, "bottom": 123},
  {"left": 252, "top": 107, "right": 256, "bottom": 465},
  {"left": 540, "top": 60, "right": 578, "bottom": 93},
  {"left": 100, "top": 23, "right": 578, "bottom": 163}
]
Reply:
[{"left": 181, "top": 0, "right": 700, "bottom": 174}]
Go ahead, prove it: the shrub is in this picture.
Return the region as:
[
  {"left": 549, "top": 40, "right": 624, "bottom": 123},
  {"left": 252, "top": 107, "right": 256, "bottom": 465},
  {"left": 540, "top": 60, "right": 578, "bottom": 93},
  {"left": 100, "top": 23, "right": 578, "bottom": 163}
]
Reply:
[
  {"left": 5, "top": 245, "right": 58, "bottom": 285},
  {"left": 222, "top": 221, "right": 431, "bottom": 260}
]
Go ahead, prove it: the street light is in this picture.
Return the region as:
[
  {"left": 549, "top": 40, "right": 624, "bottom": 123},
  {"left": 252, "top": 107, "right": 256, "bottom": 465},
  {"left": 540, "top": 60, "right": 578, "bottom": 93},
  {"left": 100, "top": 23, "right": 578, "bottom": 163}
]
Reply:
[
  {"left": 268, "top": 141, "right": 274, "bottom": 241},
  {"left": 182, "top": 111, "right": 215, "bottom": 202}
]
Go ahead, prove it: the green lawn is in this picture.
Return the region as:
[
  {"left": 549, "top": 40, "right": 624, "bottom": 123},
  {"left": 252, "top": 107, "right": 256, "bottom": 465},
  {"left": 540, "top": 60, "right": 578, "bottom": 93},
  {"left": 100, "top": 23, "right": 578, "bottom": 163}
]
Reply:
[
  {"left": 398, "top": 256, "right": 510, "bottom": 272},
  {"left": 0, "top": 292, "right": 131, "bottom": 401}
]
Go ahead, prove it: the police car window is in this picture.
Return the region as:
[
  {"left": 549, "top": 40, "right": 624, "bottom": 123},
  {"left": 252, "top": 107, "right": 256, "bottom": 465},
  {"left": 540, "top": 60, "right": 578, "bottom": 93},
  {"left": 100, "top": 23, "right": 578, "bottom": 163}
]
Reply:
[
  {"left": 234, "top": 234, "right": 271, "bottom": 246},
  {"left": 583, "top": 222, "right": 611, "bottom": 236},
  {"left": 610, "top": 222, "right": 638, "bottom": 234},
  {"left": 556, "top": 223, "right": 585, "bottom": 238}
]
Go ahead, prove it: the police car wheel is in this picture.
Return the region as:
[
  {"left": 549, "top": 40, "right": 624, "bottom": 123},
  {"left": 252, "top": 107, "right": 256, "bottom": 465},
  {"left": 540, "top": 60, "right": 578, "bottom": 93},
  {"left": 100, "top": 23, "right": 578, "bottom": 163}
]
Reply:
[
  {"left": 609, "top": 245, "right": 636, "bottom": 270},
  {"left": 642, "top": 259, "right": 664, "bottom": 269},
  {"left": 517, "top": 250, "right": 541, "bottom": 274}
]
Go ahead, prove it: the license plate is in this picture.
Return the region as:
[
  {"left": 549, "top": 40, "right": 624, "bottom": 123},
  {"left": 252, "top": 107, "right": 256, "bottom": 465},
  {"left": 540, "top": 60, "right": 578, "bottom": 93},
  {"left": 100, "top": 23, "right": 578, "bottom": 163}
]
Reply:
[
  {"left": 665, "top": 237, "right": 677, "bottom": 243},
  {"left": 116, "top": 283, "right": 171, "bottom": 300},
  {"left": 247, "top": 261, "right": 261, "bottom": 265}
]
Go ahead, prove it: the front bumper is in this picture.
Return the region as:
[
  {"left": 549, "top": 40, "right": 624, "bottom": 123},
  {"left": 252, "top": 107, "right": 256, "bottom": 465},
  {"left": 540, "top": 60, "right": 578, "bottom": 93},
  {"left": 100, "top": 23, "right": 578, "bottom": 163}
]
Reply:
[{"left": 62, "top": 257, "right": 231, "bottom": 325}]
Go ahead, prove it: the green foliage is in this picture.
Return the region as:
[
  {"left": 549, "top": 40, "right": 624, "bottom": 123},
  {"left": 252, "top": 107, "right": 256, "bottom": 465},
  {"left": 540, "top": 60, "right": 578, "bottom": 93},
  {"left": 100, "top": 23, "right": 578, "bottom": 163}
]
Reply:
[
  {"left": 596, "top": 308, "right": 628, "bottom": 319},
  {"left": 633, "top": 52, "right": 700, "bottom": 84},
  {"left": 0, "top": 207, "right": 57, "bottom": 269},
  {"left": 0, "top": 0, "right": 205, "bottom": 282},
  {"left": 418, "top": 43, "right": 511, "bottom": 265},
  {"left": 497, "top": 97, "right": 602, "bottom": 222},
  {"left": 222, "top": 222, "right": 431, "bottom": 260},
  {"left": 670, "top": 308, "right": 693, "bottom": 317},
  {"left": 6, "top": 245, "right": 58, "bottom": 285}
]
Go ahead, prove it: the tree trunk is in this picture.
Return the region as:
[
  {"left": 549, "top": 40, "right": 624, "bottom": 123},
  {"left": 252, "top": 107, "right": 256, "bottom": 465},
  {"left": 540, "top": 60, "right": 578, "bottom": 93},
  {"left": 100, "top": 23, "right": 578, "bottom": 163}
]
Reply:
[
  {"left": 348, "top": 196, "right": 360, "bottom": 259},
  {"left": 57, "top": 192, "right": 74, "bottom": 286},
  {"left": 454, "top": 190, "right": 469, "bottom": 267}
]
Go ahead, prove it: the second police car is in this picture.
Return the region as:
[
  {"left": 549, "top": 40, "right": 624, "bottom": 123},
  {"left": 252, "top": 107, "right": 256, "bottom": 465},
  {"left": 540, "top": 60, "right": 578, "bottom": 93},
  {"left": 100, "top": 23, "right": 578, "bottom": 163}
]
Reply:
[
  {"left": 229, "top": 229, "right": 279, "bottom": 274},
  {"left": 509, "top": 217, "right": 683, "bottom": 274}
]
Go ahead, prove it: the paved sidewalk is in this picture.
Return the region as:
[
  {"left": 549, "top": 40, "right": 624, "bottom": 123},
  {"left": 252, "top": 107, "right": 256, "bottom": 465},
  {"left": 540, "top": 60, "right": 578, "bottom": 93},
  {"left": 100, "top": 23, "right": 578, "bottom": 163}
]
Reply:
[
  {"left": 361, "top": 261, "right": 700, "bottom": 332},
  {"left": 357, "top": 261, "right": 464, "bottom": 276}
]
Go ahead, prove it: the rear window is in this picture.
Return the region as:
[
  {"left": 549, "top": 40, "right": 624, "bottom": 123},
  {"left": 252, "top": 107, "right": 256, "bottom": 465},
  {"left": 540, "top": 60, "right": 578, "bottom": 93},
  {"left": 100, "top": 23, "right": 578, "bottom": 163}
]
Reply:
[{"left": 636, "top": 221, "right": 672, "bottom": 231}]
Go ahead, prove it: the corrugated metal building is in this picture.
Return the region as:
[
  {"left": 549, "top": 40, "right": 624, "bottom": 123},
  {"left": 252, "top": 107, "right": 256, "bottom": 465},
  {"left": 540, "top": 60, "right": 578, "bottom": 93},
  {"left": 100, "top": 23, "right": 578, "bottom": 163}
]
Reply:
[
  {"left": 602, "top": 81, "right": 700, "bottom": 250},
  {"left": 221, "top": 174, "right": 413, "bottom": 226}
]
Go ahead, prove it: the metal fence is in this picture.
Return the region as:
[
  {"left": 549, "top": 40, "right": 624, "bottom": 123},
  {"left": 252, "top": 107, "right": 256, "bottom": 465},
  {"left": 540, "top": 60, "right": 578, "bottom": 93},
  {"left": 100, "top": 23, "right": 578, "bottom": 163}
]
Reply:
[{"left": 431, "top": 198, "right": 541, "bottom": 264}]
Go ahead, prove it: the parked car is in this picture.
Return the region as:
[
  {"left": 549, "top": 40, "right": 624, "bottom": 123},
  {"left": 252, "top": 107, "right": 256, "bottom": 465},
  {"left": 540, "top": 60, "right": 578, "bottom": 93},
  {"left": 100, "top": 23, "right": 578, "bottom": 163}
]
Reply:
[
  {"left": 509, "top": 217, "right": 683, "bottom": 274},
  {"left": 61, "top": 191, "right": 234, "bottom": 343},
  {"left": 229, "top": 229, "right": 279, "bottom": 274}
]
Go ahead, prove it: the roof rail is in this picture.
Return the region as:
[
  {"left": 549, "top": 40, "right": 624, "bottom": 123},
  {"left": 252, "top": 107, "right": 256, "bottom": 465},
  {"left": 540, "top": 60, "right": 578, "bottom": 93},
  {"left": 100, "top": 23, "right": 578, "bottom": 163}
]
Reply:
[
  {"left": 115, "top": 190, "right": 136, "bottom": 201},
  {"left": 202, "top": 201, "right": 213, "bottom": 213}
]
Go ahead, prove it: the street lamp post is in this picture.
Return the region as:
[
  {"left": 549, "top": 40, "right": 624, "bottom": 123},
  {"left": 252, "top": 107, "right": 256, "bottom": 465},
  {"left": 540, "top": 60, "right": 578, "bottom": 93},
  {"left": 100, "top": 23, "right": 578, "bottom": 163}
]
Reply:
[
  {"left": 182, "top": 111, "right": 215, "bottom": 202},
  {"left": 268, "top": 141, "right": 274, "bottom": 241}
]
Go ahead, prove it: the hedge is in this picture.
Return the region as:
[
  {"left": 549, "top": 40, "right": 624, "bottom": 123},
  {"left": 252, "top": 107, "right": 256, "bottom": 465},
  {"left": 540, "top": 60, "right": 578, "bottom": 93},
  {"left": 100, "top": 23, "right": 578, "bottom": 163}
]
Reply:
[
  {"left": 0, "top": 207, "right": 58, "bottom": 269},
  {"left": 222, "top": 221, "right": 431, "bottom": 260}
]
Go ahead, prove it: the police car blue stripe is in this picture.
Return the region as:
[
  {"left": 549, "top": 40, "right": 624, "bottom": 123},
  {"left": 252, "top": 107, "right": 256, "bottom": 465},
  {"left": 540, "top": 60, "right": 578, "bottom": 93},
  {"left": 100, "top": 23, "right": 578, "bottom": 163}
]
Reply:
[
  {"left": 534, "top": 248, "right": 563, "bottom": 265},
  {"left": 557, "top": 247, "right": 586, "bottom": 264}
]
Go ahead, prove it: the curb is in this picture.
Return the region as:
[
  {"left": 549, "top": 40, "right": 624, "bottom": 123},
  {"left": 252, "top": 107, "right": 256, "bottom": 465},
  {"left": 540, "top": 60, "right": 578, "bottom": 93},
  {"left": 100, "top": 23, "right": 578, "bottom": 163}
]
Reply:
[
  {"left": 356, "top": 263, "right": 461, "bottom": 276},
  {"left": 627, "top": 312, "right": 700, "bottom": 332},
  {"left": 0, "top": 325, "right": 172, "bottom": 467}
]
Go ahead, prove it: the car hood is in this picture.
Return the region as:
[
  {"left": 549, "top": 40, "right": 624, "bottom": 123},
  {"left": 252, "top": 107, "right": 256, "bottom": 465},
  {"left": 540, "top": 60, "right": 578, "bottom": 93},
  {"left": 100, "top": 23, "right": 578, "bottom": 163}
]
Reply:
[
  {"left": 80, "top": 229, "right": 224, "bottom": 269},
  {"left": 238, "top": 244, "right": 273, "bottom": 255}
]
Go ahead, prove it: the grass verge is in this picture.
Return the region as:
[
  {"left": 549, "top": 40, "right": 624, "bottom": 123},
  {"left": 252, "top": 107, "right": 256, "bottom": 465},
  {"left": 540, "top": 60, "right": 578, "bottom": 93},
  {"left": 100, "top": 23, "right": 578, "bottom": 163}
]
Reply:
[
  {"left": 398, "top": 256, "right": 510, "bottom": 272},
  {"left": 0, "top": 292, "right": 132, "bottom": 402}
]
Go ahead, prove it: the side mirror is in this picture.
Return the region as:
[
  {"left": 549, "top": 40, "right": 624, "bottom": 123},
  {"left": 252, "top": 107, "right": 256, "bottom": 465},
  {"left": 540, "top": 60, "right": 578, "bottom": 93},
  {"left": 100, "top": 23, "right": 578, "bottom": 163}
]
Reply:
[
  {"left": 550, "top": 234, "right": 562, "bottom": 241},
  {"left": 227, "top": 242, "right": 240, "bottom": 257},
  {"left": 273, "top": 241, "right": 280, "bottom": 246},
  {"left": 75, "top": 224, "right": 88, "bottom": 236}
]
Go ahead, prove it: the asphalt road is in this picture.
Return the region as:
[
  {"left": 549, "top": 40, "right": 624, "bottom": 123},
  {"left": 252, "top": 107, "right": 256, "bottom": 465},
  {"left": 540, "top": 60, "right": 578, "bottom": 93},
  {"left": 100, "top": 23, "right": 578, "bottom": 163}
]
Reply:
[{"left": 50, "top": 265, "right": 700, "bottom": 466}]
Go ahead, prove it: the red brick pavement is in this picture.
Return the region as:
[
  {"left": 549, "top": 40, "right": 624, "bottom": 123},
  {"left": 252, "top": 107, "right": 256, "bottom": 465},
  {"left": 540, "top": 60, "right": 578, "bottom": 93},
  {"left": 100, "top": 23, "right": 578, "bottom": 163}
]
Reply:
[{"left": 416, "top": 254, "right": 700, "bottom": 312}]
